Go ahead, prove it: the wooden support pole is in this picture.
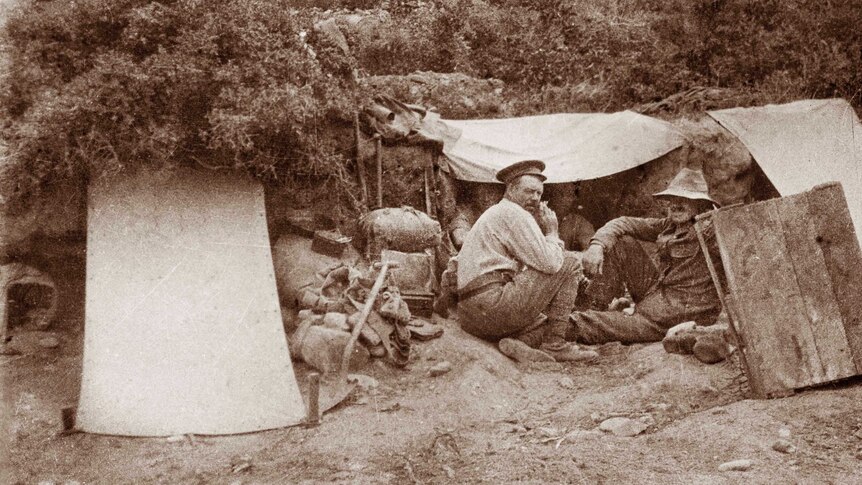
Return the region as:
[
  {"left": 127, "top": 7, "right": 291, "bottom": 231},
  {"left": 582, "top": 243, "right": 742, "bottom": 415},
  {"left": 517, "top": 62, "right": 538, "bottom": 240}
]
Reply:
[
  {"left": 306, "top": 372, "right": 321, "bottom": 427},
  {"left": 374, "top": 135, "right": 383, "bottom": 209},
  {"left": 353, "top": 112, "right": 368, "bottom": 208},
  {"left": 426, "top": 150, "right": 439, "bottom": 218},
  {"left": 424, "top": 159, "right": 433, "bottom": 215}
]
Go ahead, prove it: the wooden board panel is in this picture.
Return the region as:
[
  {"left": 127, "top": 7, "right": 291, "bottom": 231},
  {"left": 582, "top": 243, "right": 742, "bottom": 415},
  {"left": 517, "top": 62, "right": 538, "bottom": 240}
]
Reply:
[
  {"left": 777, "top": 190, "right": 857, "bottom": 380},
  {"left": 713, "top": 199, "right": 820, "bottom": 396},
  {"left": 806, "top": 183, "right": 862, "bottom": 371}
]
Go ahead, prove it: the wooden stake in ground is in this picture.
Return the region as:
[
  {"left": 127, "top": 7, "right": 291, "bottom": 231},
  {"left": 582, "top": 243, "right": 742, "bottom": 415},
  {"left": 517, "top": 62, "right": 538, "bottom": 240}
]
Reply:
[
  {"left": 354, "top": 112, "right": 368, "bottom": 209},
  {"left": 306, "top": 373, "right": 320, "bottom": 427},
  {"left": 374, "top": 134, "right": 383, "bottom": 208}
]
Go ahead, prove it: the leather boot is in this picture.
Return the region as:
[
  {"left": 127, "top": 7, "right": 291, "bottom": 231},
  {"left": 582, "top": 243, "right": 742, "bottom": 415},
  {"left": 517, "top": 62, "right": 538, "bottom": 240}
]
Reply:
[
  {"left": 498, "top": 338, "right": 555, "bottom": 363},
  {"left": 540, "top": 342, "right": 599, "bottom": 362}
]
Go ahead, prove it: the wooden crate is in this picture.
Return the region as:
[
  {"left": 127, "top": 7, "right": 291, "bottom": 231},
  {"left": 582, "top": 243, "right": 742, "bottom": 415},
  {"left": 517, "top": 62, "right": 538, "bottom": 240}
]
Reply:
[{"left": 712, "top": 182, "right": 862, "bottom": 398}]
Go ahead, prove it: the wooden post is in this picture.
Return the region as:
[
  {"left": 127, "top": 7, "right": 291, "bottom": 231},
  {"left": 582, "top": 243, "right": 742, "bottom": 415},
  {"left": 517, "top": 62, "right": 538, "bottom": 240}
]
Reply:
[
  {"left": 374, "top": 135, "right": 383, "bottom": 208},
  {"left": 423, "top": 159, "right": 433, "bottom": 215},
  {"left": 306, "top": 372, "right": 321, "bottom": 427},
  {"left": 425, "top": 150, "right": 439, "bottom": 218},
  {"left": 353, "top": 112, "right": 368, "bottom": 208}
]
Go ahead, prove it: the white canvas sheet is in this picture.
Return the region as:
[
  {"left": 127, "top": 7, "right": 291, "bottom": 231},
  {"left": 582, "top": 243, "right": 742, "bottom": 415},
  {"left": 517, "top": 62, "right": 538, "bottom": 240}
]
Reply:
[
  {"left": 709, "top": 98, "right": 862, "bottom": 237},
  {"left": 435, "top": 111, "right": 685, "bottom": 183},
  {"left": 77, "top": 167, "right": 305, "bottom": 436}
]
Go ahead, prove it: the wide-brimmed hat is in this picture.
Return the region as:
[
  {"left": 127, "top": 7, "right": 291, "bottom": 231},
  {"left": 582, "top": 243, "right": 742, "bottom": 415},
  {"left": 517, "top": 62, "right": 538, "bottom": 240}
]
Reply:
[
  {"left": 653, "top": 167, "right": 717, "bottom": 205},
  {"left": 495, "top": 160, "right": 547, "bottom": 184}
]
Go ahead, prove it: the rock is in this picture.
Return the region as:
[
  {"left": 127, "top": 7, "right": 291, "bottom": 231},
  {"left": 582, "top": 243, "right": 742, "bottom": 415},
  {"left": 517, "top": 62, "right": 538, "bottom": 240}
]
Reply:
[
  {"left": 537, "top": 426, "right": 562, "bottom": 438},
  {"left": 771, "top": 439, "right": 796, "bottom": 454},
  {"left": 638, "top": 414, "right": 656, "bottom": 428},
  {"left": 348, "top": 374, "right": 379, "bottom": 391},
  {"left": 564, "top": 429, "right": 603, "bottom": 442},
  {"left": 718, "top": 459, "right": 753, "bottom": 472},
  {"left": 166, "top": 435, "right": 185, "bottom": 443},
  {"left": 598, "top": 417, "right": 648, "bottom": 437},
  {"left": 505, "top": 424, "right": 527, "bottom": 434},
  {"left": 558, "top": 377, "right": 575, "bottom": 389},
  {"left": 428, "top": 361, "right": 452, "bottom": 377},
  {"left": 38, "top": 336, "right": 60, "bottom": 348},
  {"left": 693, "top": 333, "right": 729, "bottom": 364},
  {"left": 0, "top": 343, "right": 22, "bottom": 355},
  {"left": 778, "top": 427, "right": 792, "bottom": 439}
]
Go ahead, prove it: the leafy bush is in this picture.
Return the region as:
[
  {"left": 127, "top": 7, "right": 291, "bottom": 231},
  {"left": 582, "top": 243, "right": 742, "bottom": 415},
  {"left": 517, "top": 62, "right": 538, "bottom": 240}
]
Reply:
[
  {"left": 1, "top": 0, "right": 860, "bottom": 209},
  {"left": 0, "top": 0, "right": 362, "bottom": 203}
]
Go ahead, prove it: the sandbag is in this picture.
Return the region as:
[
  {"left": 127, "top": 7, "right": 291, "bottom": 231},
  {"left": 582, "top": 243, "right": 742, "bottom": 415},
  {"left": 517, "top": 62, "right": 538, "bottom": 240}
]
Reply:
[{"left": 354, "top": 207, "right": 441, "bottom": 257}]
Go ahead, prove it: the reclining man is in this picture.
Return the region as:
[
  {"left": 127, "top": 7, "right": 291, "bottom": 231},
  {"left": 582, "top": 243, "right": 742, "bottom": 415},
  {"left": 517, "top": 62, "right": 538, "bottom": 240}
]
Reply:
[
  {"left": 570, "top": 167, "right": 724, "bottom": 348},
  {"left": 456, "top": 160, "right": 598, "bottom": 363}
]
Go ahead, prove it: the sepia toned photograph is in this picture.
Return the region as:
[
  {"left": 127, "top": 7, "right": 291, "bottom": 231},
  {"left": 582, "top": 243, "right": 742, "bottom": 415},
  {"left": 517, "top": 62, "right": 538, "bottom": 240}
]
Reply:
[{"left": 2, "top": 0, "right": 861, "bottom": 483}]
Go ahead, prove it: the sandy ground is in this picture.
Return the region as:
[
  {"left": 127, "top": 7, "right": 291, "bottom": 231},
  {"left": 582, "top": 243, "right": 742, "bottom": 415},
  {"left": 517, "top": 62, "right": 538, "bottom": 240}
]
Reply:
[{"left": 4, "top": 296, "right": 862, "bottom": 484}]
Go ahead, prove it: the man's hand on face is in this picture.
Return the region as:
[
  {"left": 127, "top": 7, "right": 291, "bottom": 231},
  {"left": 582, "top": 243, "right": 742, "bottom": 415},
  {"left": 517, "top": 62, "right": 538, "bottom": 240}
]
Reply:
[
  {"left": 582, "top": 243, "right": 604, "bottom": 278},
  {"left": 537, "top": 201, "right": 559, "bottom": 236}
]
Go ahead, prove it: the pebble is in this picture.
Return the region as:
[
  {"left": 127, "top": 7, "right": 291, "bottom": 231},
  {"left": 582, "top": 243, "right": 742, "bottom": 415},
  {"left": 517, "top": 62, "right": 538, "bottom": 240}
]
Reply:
[
  {"left": 166, "top": 435, "right": 185, "bottom": 443},
  {"left": 778, "top": 427, "right": 792, "bottom": 439},
  {"left": 428, "top": 361, "right": 452, "bottom": 377},
  {"left": 348, "top": 374, "right": 379, "bottom": 391},
  {"left": 718, "top": 459, "right": 753, "bottom": 472},
  {"left": 537, "top": 426, "right": 562, "bottom": 438},
  {"left": 505, "top": 423, "right": 527, "bottom": 434},
  {"left": 0, "top": 344, "right": 22, "bottom": 356},
  {"left": 598, "top": 417, "right": 648, "bottom": 437},
  {"left": 771, "top": 439, "right": 796, "bottom": 454},
  {"left": 38, "top": 336, "right": 60, "bottom": 348},
  {"left": 558, "top": 377, "right": 575, "bottom": 389}
]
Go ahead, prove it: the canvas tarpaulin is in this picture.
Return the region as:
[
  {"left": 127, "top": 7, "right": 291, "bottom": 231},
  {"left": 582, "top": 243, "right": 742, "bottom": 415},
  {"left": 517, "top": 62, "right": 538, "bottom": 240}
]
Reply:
[
  {"left": 708, "top": 99, "right": 862, "bottom": 236},
  {"left": 427, "top": 111, "right": 685, "bottom": 183},
  {"left": 77, "top": 167, "right": 305, "bottom": 436}
]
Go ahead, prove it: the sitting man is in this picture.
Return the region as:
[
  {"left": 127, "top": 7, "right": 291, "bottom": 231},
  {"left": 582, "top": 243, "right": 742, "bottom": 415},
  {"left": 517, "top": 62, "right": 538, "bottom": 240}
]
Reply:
[
  {"left": 571, "top": 167, "right": 724, "bottom": 345},
  {"left": 456, "top": 160, "right": 598, "bottom": 362},
  {"left": 546, "top": 182, "right": 595, "bottom": 251}
]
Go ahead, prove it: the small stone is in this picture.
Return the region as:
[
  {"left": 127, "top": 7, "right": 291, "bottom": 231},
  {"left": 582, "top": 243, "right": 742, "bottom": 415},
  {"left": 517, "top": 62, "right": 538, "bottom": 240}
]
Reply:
[
  {"left": 853, "top": 429, "right": 862, "bottom": 440},
  {"left": 558, "top": 377, "right": 575, "bottom": 389},
  {"left": 778, "top": 427, "right": 792, "bottom": 439},
  {"left": 166, "top": 435, "right": 185, "bottom": 442},
  {"left": 38, "top": 336, "right": 60, "bottom": 348},
  {"left": 348, "top": 374, "right": 378, "bottom": 391},
  {"left": 0, "top": 344, "right": 22, "bottom": 356},
  {"left": 537, "top": 426, "right": 562, "bottom": 438},
  {"left": 718, "top": 459, "right": 753, "bottom": 472},
  {"left": 772, "top": 439, "right": 796, "bottom": 454},
  {"left": 505, "top": 424, "right": 527, "bottom": 434},
  {"left": 638, "top": 414, "right": 656, "bottom": 428},
  {"left": 564, "top": 429, "right": 602, "bottom": 442},
  {"left": 428, "top": 361, "right": 452, "bottom": 377},
  {"left": 598, "top": 417, "right": 648, "bottom": 437}
]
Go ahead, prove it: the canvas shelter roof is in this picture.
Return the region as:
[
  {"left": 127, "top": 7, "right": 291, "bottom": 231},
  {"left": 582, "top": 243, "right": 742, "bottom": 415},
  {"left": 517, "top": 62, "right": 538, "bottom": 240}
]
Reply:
[
  {"left": 76, "top": 167, "right": 305, "bottom": 436},
  {"left": 709, "top": 98, "right": 862, "bottom": 237},
  {"left": 424, "top": 111, "right": 685, "bottom": 183}
]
